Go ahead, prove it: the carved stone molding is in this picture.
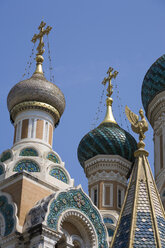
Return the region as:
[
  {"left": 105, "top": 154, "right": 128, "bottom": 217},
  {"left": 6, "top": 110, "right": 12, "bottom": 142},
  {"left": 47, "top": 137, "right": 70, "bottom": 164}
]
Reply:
[
  {"left": 88, "top": 170, "right": 127, "bottom": 186},
  {"left": 85, "top": 155, "right": 131, "bottom": 178}
]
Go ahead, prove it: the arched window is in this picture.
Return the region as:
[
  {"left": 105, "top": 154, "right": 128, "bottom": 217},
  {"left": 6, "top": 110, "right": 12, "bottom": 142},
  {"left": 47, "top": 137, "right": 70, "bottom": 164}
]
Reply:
[
  {"left": 13, "top": 160, "right": 40, "bottom": 172},
  {"left": 47, "top": 153, "right": 59, "bottom": 164},
  {"left": 19, "top": 148, "right": 38, "bottom": 156},
  {"left": 49, "top": 168, "right": 68, "bottom": 183},
  {"left": 118, "top": 189, "right": 121, "bottom": 208}
]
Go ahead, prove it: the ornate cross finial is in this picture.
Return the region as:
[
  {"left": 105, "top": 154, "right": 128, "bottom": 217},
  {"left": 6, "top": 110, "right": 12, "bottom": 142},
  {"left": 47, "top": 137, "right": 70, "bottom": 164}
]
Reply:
[
  {"left": 102, "top": 67, "right": 118, "bottom": 97},
  {"left": 31, "top": 21, "right": 52, "bottom": 74},
  {"left": 32, "top": 21, "right": 52, "bottom": 56}
]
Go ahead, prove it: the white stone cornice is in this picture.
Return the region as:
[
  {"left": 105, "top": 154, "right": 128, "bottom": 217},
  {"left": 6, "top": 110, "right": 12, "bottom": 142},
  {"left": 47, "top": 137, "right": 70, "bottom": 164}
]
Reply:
[
  {"left": 85, "top": 155, "right": 132, "bottom": 170},
  {"left": 84, "top": 155, "right": 132, "bottom": 178},
  {"left": 88, "top": 171, "right": 127, "bottom": 186}
]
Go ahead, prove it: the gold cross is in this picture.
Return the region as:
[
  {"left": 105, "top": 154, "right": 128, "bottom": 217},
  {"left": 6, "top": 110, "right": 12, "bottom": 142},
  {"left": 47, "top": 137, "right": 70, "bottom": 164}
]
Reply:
[
  {"left": 31, "top": 21, "right": 52, "bottom": 56},
  {"left": 102, "top": 67, "right": 118, "bottom": 97}
]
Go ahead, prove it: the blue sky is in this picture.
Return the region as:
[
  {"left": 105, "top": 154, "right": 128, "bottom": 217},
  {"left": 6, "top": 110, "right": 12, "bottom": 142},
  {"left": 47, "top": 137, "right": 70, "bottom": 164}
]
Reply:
[{"left": 0, "top": 0, "right": 165, "bottom": 192}]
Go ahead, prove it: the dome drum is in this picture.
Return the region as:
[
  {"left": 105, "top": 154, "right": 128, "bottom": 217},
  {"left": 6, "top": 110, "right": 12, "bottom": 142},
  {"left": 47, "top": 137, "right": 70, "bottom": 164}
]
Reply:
[{"left": 10, "top": 101, "right": 60, "bottom": 126}]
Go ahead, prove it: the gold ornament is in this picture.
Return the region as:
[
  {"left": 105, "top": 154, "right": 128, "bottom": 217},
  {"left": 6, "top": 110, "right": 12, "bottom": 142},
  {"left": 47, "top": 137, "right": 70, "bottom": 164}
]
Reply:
[{"left": 125, "top": 106, "right": 148, "bottom": 149}]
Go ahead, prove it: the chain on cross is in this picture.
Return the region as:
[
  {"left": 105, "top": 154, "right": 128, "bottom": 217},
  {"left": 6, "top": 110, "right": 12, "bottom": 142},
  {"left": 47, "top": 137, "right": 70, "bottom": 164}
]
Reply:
[
  {"left": 102, "top": 67, "right": 118, "bottom": 97},
  {"left": 31, "top": 21, "right": 52, "bottom": 56}
]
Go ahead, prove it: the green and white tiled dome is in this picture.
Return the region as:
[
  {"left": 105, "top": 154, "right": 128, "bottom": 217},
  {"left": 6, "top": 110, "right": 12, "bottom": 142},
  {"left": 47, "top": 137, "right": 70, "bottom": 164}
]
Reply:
[{"left": 78, "top": 122, "right": 137, "bottom": 167}]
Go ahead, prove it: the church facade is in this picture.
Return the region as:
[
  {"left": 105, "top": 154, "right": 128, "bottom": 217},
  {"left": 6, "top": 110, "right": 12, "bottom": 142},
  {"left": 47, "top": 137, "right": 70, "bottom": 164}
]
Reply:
[{"left": 0, "top": 22, "right": 165, "bottom": 247}]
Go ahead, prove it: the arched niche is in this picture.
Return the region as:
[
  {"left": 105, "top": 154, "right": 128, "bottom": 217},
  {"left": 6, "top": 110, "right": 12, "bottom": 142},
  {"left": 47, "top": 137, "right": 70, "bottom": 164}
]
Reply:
[{"left": 46, "top": 188, "right": 108, "bottom": 248}]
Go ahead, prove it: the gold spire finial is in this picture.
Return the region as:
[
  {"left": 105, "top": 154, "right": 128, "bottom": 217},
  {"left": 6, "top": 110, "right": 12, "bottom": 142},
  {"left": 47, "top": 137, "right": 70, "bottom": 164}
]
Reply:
[
  {"left": 125, "top": 106, "right": 148, "bottom": 151},
  {"left": 31, "top": 21, "right": 52, "bottom": 74},
  {"left": 101, "top": 67, "right": 118, "bottom": 124}
]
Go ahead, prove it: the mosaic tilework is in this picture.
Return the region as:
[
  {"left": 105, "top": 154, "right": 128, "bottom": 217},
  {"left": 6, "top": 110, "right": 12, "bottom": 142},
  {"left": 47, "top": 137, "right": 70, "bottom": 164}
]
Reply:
[
  {"left": 47, "top": 188, "right": 108, "bottom": 248},
  {"left": 20, "top": 148, "right": 38, "bottom": 156},
  {"left": 112, "top": 179, "right": 135, "bottom": 248},
  {"left": 103, "top": 217, "right": 114, "bottom": 224},
  {"left": 49, "top": 168, "right": 68, "bottom": 183},
  {"left": 141, "top": 54, "right": 165, "bottom": 113},
  {"left": 0, "top": 195, "right": 15, "bottom": 236},
  {"left": 122, "top": 182, "right": 135, "bottom": 217},
  {"left": 47, "top": 153, "right": 59, "bottom": 164},
  {"left": 113, "top": 214, "right": 132, "bottom": 248},
  {"left": 13, "top": 160, "right": 40, "bottom": 172},
  {"left": 134, "top": 182, "right": 156, "bottom": 248},
  {"left": 78, "top": 122, "right": 137, "bottom": 167},
  {"left": 150, "top": 183, "right": 165, "bottom": 247},
  {"left": 0, "top": 151, "right": 11, "bottom": 162},
  {"left": 0, "top": 165, "right": 4, "bottom": 175},
  {"left": 156, "top": 216, "right": 165, "bottom": 248}
]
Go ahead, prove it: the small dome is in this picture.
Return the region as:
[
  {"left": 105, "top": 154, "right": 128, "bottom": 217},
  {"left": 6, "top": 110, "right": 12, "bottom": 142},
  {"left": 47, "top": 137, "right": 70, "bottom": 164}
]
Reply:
[
  {"left": 77, "top": 122, "right": 137, "bottom": 167},
  {"left": 141, "top": 54, "right": 165, "bottom": 113},
  {"left": 7, "top": 73, "right": 65, "bottom": 122}
]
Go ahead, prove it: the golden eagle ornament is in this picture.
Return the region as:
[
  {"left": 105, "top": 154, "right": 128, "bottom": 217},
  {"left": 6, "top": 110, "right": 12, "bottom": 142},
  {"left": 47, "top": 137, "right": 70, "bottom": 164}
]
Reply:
[{"left": 125, "top": 106, "right": 148, "bottom": 142}]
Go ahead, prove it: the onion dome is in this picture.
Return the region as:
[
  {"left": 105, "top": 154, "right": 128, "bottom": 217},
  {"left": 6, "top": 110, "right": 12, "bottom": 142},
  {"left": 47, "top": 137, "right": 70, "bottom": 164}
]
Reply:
[
  {"left": 7, "top": 73, "right": 65, "bottom": 125},
  {"left": 7, "top": 21, "right": 65, "bottom": 126},
  {"left": 141, "top": 54, "right": 165, "bottom": 114},
  {"left": 78, "top": 67, "right": 137, "bottom": 168}
]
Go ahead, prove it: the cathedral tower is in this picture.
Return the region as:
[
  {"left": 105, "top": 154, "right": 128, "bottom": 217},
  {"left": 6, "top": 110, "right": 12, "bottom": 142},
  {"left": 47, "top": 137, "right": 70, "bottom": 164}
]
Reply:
[
  {"left": 0, "top": 22, "right": 108, "bottom": 247},
  {"left": 77, "top": 67, "right": 137, "bottom": 242},
  {"left": 141, "top": 55, "right": 165, "bottom": 208}
]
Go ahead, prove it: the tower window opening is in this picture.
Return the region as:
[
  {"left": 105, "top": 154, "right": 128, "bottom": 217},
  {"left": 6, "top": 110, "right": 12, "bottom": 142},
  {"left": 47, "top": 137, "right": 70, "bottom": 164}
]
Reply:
[
  {"left": 103, "top": 183, "right": 113, "bottom": 207},
  {"left": 44, "top": 121, "right": 48, "bottom": 142},
  {"left": 118, "top": 189, "right": 121, "bottom": 208},
  {"left": 16, "top": 121, "right": 21, "bottom": 142},
  {"left": 94, "top": 188, "right": 97, "bottom": 206},
  {"left": 91, "top": 186, "right": 98, "bottom": 207},
  {"left": 31, "top": 118, "right": 35, "bottom": 138}
]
